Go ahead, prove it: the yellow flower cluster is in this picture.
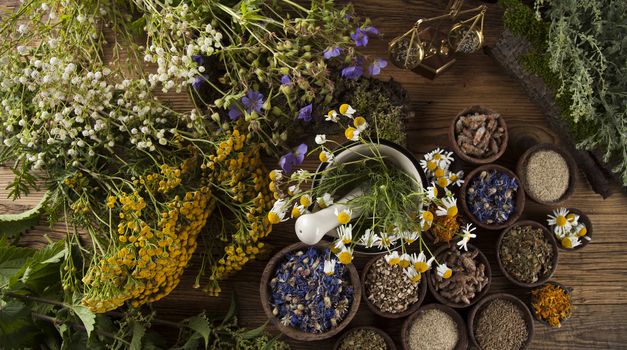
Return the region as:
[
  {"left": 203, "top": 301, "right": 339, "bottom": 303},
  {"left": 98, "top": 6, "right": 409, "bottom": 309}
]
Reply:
[
  {"left": 140, "top": 164, "right": 183, "bottom": 194},
  {"left": 82, "top": 186, "right": 215, "bottom": 313},
  {"left": 63, "top": 172, "right": 87, "bottom": 191}
]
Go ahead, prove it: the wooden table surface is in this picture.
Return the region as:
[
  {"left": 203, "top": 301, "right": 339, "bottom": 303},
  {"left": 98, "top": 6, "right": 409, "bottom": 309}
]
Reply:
[{"left": 3, "top": 0, "right": 627, "bottom": 349}]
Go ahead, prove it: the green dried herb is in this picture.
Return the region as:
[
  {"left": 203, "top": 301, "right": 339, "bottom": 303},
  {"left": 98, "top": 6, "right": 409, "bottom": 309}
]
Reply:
[{"left": 499, "top": 225, "right": 554, "bottom": 284}]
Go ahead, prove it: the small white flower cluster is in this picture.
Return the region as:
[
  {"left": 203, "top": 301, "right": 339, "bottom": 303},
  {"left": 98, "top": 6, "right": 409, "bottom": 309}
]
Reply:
[
  {"left": 547, "top": 208, "right": 590, "bottom": 249},
  {"left": 142, "top": 3, "right": 223, "bottom": 93}
]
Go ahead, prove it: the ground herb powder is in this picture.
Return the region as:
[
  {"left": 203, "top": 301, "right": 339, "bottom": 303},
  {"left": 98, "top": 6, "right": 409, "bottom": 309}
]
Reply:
[
  {"left": 525, "top": 150, "right": 569, "bottom": 202},
  {"left": 338, "top": 328, "right": 388, "bottom": 350},
  {"left": 475, "top": 299, "right": 528, "bottom": 350},
  {"left": 408, "top": 308, "right": 458, "bottom": 350}
]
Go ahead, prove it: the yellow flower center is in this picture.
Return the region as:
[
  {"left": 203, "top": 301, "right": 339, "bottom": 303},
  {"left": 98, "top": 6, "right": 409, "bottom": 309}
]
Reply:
[
  {"left": 339, "top": 104, "right": 350, "bottom": 115},
  {"left": 291, "top": 207, "right": 302, "bottom": 218},
  {"left": 442, "top": 269, "right": 453, "bottom": 279},
  {"left": 447, "top": 206, "right": 458, "bottom": 217},
  {"left": 433, "top": 153, "right": 442, "bottom": 160},
  {"left": 566, "top": 213, "right": 576, "bottom": 222},
  {"left": 427, "top": 160, "right": 437, "bottom": 171},
  {"left": 300, "top": 196, "right": 311, "bottom": 207},
  {"left": 422, "top": 211, "right": 434, "bottom": 222},
  {"left": 325, "top": 270, "right": 334, "bottom": 276},
  {"left": 414, "top": 261, "right": 429, "bottom": 273},
  {"left": 337, "top": 211, "right": 351, "bottom": 224},
  {"left": 330, "top": 244, "right": 341, "bottom": 254},
  {"left": 561, "top": 237, "right": 573, "bottom": 249},
  {"left": 388, "top": 257, "right": 400, "bottom": 266},
  {"left": 345, "top": 127, "right": 357, "bottom": 140},
  {"left": 400, "top": 259, "right": 410, "bottom": 268},
  {"left": 577, "top": 226, "right": 588, "bottom": 237},
  {"left": 338, "top": 251, "right": 352, "bottom": 264},
  {"left": 411, "top": 273, "right": 422, "bottom": 283},
  {"left": 269, "top": 181, "right": 276, "bottom": 192},
  {"left": 269, "top": 170, "right": 278, "bottom": 181},
  {"left": 437, "top": 177, "right": 449, "bottom": 188},
  {"left": 342, "top": 237, "right": 352, "bottom": 245},
  {"left": 450, "top": 174, "right": 458, "bottom": 182},
  {"left": 319, "top": 151, "right": 328, "bottom": 163},
  {"left": 354, "top": 116, "right": 366, "bottom": 128},
  {"left": 435, "top": 168, "right": 445, "bottom": 178},
  {"left": 556, "top": 215, "right": 567, "bottom": 227},
  {"left": 268, "top": 212, "right": 280, "bottom": 224},
  {"left": 328, "top": 110, "right": 337, "bottom": 117}
]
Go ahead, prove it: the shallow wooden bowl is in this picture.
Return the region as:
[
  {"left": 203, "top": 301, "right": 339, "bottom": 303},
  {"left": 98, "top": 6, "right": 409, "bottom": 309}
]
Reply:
[
  {"left": 402, "top": 303, "right": 468, "bottom": 350},
  {"left": 333, "top": 326, "right": 397, "bottom": 350},
  {"left": 468, "top": 293, "right": 534, "bottom": 350},
  {"left": 361, "top": 254, "right": 428, "bottom": 318},
  {"left": 459, "top": 164, "right": 525, "bottom": 230},
  {"left": 259, "top": 242, "right": 362, "bottom": 341},
  {"left": 516, "top": 143, "right": 576, "bottom": 205},
  {"left": 496, "top": 220, "right": 559, "bottom": 288},
  {"left": 529, "top": 281, "right": 573, "bottom": 328},
  {"left": 427, "top": 243, "right": 492, "bottom": 308},
  {"left": 555, "top": 208, "right": 593, "bottom": 251},
  {"left": 449, "top": 105, "right": 508, "bottom": 165}
]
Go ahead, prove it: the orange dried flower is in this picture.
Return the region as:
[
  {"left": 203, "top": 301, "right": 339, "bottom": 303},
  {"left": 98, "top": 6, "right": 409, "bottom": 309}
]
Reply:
[{"left": 531, "top": 283, "right": 572, "bottom": 328}]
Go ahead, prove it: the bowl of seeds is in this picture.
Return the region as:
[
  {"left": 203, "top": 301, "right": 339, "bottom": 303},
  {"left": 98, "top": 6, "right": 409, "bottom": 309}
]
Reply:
[
  {"left": 334, "top": 326, "right": 397, "bottom": 350},
  {"left": 362, "top": 254, "right": 428, "bottom": 318},
  {"left": 449, "top": 106, "right": 508, "bottom": 165},
  {"left": 530, "top": 281, "right": 573, "bottom": 328},
  {"left": 427, "top": 244, "right": 491, "bottom": 308},
  {"left": 468, "top": 293, "right": 534, "bottom": 350},
  {"left": 516, "top": 143, "right": 576, "bottom": 205},
  {"left": 460, "top": 164, "right": 525, "bottom": 230},
  {"left": 260, "top": 242, "right": 361, "bottom": 341},
  {"left": 402, "top": 303, "right": 468, "bottom": 350},
  {"left": 496, "top": 220, "right": 559, "bottom": 288}
]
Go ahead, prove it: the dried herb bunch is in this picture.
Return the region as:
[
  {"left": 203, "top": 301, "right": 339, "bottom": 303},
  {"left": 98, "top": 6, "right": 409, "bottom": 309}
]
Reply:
[
  {"left": 432, "top": 247, "right": 488, "bottom": 305},
  {"left": 466, "top": 170, "right": 519, "bottom": 225},
  {"left": 455, "top": 112, "right": 505, "bottom": 159},
  {"left": 269, "top": 247, "right": 354, "bottom": 333},
  {"left": 531, "top": 283, "right": 572, "bottom": 328},
  {"left": 499, "top": 225, "right": 555, "bottom": 284}
]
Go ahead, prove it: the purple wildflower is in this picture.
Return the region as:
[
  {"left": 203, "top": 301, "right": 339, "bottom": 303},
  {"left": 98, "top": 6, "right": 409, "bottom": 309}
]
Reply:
[
  {"left": 192, "top": 55, "right": 204, "bottom": 65},
  {"left": 341, "top": 65, "right": 364, "bottom": 80},
  {"left": 297, "top": 104, "right": 313, "bottom": 123},
  {"left": 323, "top": 47, "right": 341, "bottom": 59},
  {"left": 228, "top": 104, "right": 242, "bottom": 121},
  {"left": 281, "top": 75, "right": 291, "bottom": 85},
  {"left": 242, "top": 90, "right": 264, "bottom": 114},
  {"left": 351, "top": 27, "right": 369, "bottom": 47},
  {"left": 192, "top": 74, "right": 207, "bottom": 89},
  {"left": 368, "top": 58, "right": 388, "bottom": 76},
  {"left": 365, "top": 26, "right": 379, "bottom": 35},
  {"left": 279, "top": 143, "right": 308, "bottom": 173}
]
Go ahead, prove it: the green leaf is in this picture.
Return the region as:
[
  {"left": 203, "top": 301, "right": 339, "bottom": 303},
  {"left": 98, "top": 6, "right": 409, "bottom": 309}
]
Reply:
[
  {"left": 221, "top": 293, "right": 237, "bottom": 325},
  {"left": 0, "top": 300, "right": 39, "bottom": 348},
  {"left": 0, "top": 241, "right": 34, "bottom": 286},
  {"left": 129, "top": 320, "right": 146, "bottom": 350},
  {"left": 186, "top": 313, "right": 212, "bottom": 349},
  {"left": 129, "top": 16, "right": 146, "bottom": 37},
  {"left": 0, "top": 191, "right": 48, "bottom": 242},
  {"left": 239, "top": 321, "right": 267, "bottom": 340},
  {"left": 9, "top": 240, "right": 65, "bottom": 293},
  {"left": 69, "top": 304, "right": 96, "bottom": 338}
]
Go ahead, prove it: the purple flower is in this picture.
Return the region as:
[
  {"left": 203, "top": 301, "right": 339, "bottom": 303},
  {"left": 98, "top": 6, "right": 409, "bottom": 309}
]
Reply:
[
  {"left": 192, "top": 55, "right": 204, "bottom": 65},
  {"left": 297, "top": 104, "right": 313, "bottom": 123},
  {"left": 368, "top": 58, "right": 388, "bottom": 76},
  {"left": 323, "top": 47, "right": 341, "bottom": 59},
  {"left": 242, "top": 90, "right": 264, "bottom": 114},
  {"left": 365, "top": 26, "right": 379, "bottom": 35},
  {"left": 281, "top": 75, "right": 291, "bottom": 85},
  {"left": 279, "top": 143, "right": 308, "bottom": 173},
  {"left": 228, "top": 104, "right": 242, "bottom": 120},
  {"left": 341, "top": 65, "right": 364, "bottom": 80},
  {"left": 351, "top": 27, "right": 369, "bottom": 47}
]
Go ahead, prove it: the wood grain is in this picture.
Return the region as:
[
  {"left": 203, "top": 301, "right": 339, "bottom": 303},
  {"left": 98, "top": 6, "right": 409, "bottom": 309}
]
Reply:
[{"left": 1, "top": 0, "right": 627, "bottom": 349}]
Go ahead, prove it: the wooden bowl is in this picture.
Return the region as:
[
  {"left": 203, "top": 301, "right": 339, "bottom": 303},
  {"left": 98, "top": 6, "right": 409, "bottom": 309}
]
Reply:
[
  {"left": 468, "top": 293, "right": 534, "bottom": 350},
  {"left": 427, "top": 243, "right": 491, "bottom": 308},
  {"left": 529, "top": 281, "right": 573, "bottom": 328},
  {"left": 459, "top": 164, "right": 525, "bottom": 230},
  {"left": 402, "top": 303, "right": 468, "bottom": 350},
  {"left": 516, "top": 143, "right": 576, "bottom": 205},
  {"left": 496, "top": 220, "right": 559, "bottom": 288},
  {"left": 333, "top": 326, "right": 397, "bottom": 350},
  {"left": 361, "top": 254, "right": 427, "bottom": 318},
  {"left": 555, "top": 208, "right": 593, "bottom": 251},
  {"left": 259, "top": 242, "right": 362, "bottom": 341},
  {"left": 449, "top": 105, "right": 508, "bottom": 165}
]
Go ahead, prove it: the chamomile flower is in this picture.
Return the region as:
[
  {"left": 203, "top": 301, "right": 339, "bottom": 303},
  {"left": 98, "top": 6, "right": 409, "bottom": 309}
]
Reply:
[
  {"left": 429, "top": 148, "right": 453, "bottom": 168},
  {"left": 399, "top": 253, "right": 412, "bottom": 268},
  {"left": 385, "top": 251, "right": 401, "bottom": 265},
  {"left": 267, "top": 199, "right": 288, "bottom": 224},
  {"left": 404, "top": 267, "right": 422, "bottom": 283},
  {"left": 353, "top": 116, "right": 368, "bottom": 131},
  {"left": 291, "top": 204, "right": 305, "bottom": 218},
  {"left": 449, "top": 170, "right": 465, "bottom": 187},
  {"left": 436, "top": 197, "right": 458, "bottom": 217},
  {"left": 375, "top": 233, "right": 397, "bottom": 250},
  {"left": 410, "top": 252, "right": 433, "bottom": 273},
  {"left": 288, "top": 185, "right": 301, "bottom": 196},
  {"left": 315, "top": 134, "right": 327, "bottom": 145},
  {"left": 401, "top": 230, "right": 420, "bottom": 244},
  {"left": 324, "top": 259, "right": 336, "bottom": 276},
  {"left": 436, "top": 263, "right": 453, "bottom": 279},
  {"left": 566, "top": 212, "right": 580, "bottom": 225},
  {"left": 344, "top": 127, "right": 360, "bottom": 141},
  {"left": 420, "top": 209, "right": 434, "bottom": 230},
  {"left": 574, "top": 223, "right": 588, "bottom": 237},
  {"left": 319, "top": 150, "right": 334, "bottom": 163},
  {"left": 360, "top": 229, "right": 377, "bottom": 247},
  {"left": 299, "top": 194, "right": 312, "bottom": 207},
  {"left": 269, "top": 169, "right": 283, "bottom": 181},
  {"left": 331, "top": 239, "right": 345, "bottom": 254},
  {"left": 561, "top": 236, "right": 581, "bottom": 249},
  {"left": 337, "top": 224, "right": 353, "bottom": 244},
  {"left": 317, "top": 193, "right": 333, "bottom": 208},
  {"left": 547, "top": 208, "right": 571, "bottom": 236},
  {"left": 425, "top": 183, "right": 439, "bottom": 200},
  {"left": 325, "top": 110, "right": 339, "bottom": 123},
  {"left": 434, "top": 167, "right": 447, "bottom": 179},
  {"left": 420, "top": 157, "right": 439, "bottom": 174},
  {"left": 457, "top": 223, "right": 477, "bottom": 251},
  {"left": 337, "top": 246, "right": 354, "bottom": 264},
  {"left": 339, "top": 103, "right": 356, "bottom": 117},
  {"left": 335, "top": 208, "right": 352, "bottom": 225}
]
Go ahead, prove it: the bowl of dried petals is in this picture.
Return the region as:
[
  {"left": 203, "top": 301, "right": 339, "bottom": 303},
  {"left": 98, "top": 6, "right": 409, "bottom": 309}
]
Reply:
[
  {"left": 529, "top": 281, "right": 573, "bottom": 328},
  {"left": 449, "top": 105, "right": 508, "bottom": 165},
  {"left": 260, "top": 241, "right": 361, "bottom": 341}
]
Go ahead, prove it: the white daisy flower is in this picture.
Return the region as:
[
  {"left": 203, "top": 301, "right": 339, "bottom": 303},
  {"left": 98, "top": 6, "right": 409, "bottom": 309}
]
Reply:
[
  {"left": 315, "top": 134, "right": 327, "bottom": 144},
  {"left": 323, "top": 259, "right": 336, "bottom": 276},
  {"left": 337, "top": 224, "right": 353, "bottom": 244},
  {"left": 436, "top": 263, "right": 453, "bottom": 279},
  {"left": 436, "top": 197, "right": 458, "bottom": 217}
]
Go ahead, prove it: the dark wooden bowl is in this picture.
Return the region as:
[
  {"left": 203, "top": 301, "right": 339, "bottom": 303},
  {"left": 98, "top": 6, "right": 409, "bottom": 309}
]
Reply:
[
  {"left": 402, "top": 303, "right": 468, "bottom": 350},
  {"left": 468, "top": 293, "right": 534, "bottom": 350},
  {"left": 361, "top": 254, "right": 428, "bottom": 318},
  {"left": 516, "top": 143, "right": 576, "bottom": 205},
  {"left": 459, "top": 164, "right": 525, "bottom": 230},
  {"left": 333, "top": 326, "right": 397, "bottom": 350},
  {"left": 449, "top": 105, "right": 508, "bottom": 165},
  {"left": 529, "top": 281, "right": 573, "bottom": 328},
  {"left": 427, "top": 243, "right": 492, "bottom": 308},
  {"left": 496, "top": 220, "right": 559, "bottom": 288},
  {"left": 259, "top": 242, "right": 362, "bottom": 341},
  {"left": 556, "top": 208, "right": 593, "bottom": 251}
]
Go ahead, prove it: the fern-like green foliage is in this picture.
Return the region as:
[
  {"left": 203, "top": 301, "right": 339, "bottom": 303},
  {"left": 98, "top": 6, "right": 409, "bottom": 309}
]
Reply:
[{"left": 500, "top": 0, "right": 627, "bottom": 186}]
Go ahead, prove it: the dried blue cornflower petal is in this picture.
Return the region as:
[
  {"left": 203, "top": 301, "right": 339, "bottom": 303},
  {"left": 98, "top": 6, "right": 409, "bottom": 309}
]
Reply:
[
  {"left": 269, "top": 247, "right": 354, "bottom": 333},
  {"left": 467, "top": 170, "right": 519, "bottom": 225}
]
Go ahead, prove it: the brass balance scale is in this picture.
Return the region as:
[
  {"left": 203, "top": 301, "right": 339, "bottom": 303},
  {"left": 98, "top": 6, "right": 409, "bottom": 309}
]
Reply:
[{"left": 388, "top": 0, "right": 486, "bottom": 79}]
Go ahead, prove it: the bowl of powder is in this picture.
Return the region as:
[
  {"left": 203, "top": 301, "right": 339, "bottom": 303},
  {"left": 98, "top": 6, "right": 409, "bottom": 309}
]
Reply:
[
  {"left": 402, "top": 303, "right": 468, "bottom": 350},
  {"left": 516, "top": 143, "right": 576, "bottom": 205},
  {"left": 468, "top": 293, "right": 534, "bottom": 350}
]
